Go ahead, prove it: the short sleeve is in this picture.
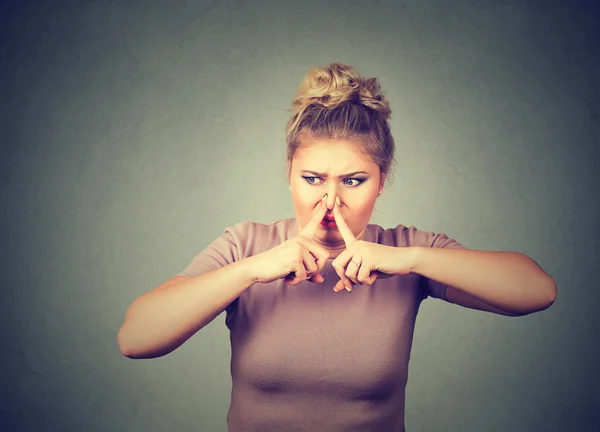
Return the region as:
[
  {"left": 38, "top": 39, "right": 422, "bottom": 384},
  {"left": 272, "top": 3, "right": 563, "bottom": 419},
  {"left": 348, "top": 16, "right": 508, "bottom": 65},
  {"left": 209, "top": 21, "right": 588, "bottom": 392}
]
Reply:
[
  {"left": 175, "top": 222, "right": 249, "bottom": 279},
  {"left": 421, "top": 232, "right": 465, "bottom": 301}
]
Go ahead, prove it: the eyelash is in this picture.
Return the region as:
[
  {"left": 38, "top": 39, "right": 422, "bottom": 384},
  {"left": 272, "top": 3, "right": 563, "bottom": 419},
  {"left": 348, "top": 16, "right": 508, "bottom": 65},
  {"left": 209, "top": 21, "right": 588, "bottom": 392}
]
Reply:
[{"left": 301, "top": 176, "right": 365, "bottom": 187}]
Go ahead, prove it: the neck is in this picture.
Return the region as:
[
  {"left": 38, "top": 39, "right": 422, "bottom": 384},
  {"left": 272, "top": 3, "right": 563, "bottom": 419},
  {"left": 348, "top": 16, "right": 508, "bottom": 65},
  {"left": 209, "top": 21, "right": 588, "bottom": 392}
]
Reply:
[{"left": 293, "top": 219, "right": 368, "bottom": 260}]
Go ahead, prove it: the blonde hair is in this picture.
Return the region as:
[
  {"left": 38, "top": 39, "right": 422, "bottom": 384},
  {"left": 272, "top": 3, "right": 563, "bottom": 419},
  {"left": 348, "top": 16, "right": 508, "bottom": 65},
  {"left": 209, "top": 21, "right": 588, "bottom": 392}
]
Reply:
[{"left": 285, "top": 62, "right": 396, "bottom": 186}]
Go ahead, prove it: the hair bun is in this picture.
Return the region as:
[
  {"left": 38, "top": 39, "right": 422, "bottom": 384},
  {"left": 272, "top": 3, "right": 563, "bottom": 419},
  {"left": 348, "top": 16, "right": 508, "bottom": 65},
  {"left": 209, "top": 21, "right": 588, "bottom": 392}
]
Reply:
[{"left": 292, "top": 63, "right": 391, "bottom": 121}]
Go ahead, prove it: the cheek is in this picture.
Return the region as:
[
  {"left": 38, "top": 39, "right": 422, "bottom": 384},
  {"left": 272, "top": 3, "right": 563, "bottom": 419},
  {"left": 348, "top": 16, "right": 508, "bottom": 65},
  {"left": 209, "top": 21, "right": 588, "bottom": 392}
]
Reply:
[
  {"left": 292, "top": 194, "right": 316, "bottom": 216},
  {"left": 354, "top": 199, "right": 377, "bottom": 219},
  {"left": 293, "top": 194, "right": 311, "bottom": 208}
]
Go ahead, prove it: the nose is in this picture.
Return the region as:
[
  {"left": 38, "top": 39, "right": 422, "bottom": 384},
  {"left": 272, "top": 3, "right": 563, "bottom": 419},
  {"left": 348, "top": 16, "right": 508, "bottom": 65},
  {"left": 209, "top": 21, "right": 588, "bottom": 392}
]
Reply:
[{"left": 324, "top": 188, "right": 341, "bottom": 211}]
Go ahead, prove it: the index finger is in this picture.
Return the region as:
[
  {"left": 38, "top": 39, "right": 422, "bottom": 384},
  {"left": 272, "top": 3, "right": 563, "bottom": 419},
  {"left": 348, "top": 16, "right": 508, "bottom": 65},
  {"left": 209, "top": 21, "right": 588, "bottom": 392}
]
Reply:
[
  {"left": 299, "top": 193, "right": 328, "bottom": 238},
  {"left": 332, "top": 196, "right": 357, "bottom": 246}
]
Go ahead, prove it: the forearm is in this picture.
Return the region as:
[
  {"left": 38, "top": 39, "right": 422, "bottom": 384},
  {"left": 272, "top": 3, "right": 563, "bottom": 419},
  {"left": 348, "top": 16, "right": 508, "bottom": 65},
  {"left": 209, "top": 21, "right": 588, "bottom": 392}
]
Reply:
[
  {"left": 118, "top": 259, "right": 255, "bottom": 359},
  {"left": 412, "top": 247, "right": 557, "bottom": 315}
]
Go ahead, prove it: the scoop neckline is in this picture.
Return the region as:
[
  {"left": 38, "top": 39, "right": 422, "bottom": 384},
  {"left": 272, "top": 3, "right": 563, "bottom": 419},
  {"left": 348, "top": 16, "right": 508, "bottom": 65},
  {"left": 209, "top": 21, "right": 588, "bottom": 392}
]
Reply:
[{"left": 286, "top": 217, "right": 375, "bottom": 245}]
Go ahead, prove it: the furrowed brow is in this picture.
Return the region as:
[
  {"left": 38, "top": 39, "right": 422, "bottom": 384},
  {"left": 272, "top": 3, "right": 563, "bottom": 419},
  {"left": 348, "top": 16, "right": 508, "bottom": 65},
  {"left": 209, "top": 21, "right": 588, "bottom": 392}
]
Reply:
[{"left": 301, "top": 170, "right": 369, "bottom": 178}]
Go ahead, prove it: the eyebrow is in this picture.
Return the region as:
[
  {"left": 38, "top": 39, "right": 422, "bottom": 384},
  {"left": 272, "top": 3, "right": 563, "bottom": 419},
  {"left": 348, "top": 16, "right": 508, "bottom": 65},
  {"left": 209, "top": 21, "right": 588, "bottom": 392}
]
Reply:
[{"left": 300, "top": 170, "right": 370, "bottom": 178}]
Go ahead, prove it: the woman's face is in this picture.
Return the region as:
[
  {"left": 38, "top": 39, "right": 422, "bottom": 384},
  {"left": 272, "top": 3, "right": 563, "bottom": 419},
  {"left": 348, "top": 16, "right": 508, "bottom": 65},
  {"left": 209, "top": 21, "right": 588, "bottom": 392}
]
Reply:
[{"left": 288, "top": 138, "right": 385, "bottom": 257}]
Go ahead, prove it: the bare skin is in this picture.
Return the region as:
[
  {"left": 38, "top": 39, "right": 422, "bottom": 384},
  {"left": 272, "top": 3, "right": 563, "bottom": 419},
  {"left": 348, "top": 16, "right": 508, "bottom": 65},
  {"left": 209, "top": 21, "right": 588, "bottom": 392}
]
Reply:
[{"left": 288, "top": 138, "right": 386, "bottom": 260}]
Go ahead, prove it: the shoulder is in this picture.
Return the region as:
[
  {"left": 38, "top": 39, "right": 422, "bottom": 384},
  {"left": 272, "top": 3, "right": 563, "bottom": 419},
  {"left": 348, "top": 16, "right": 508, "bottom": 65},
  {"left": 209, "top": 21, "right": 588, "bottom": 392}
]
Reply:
[
  {"left": 368, "top": 222, "right": 464, "bottom": 249},
  {"left": 226, "top": 218, "right": 294, "bottom": 239},
  {"left": 222, "top": 218, "right": 296, "bottom": 256}
]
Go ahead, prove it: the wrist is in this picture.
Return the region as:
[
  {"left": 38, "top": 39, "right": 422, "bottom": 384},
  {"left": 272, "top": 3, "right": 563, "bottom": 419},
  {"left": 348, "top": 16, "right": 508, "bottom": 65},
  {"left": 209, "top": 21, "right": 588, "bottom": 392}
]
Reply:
[
  {"left": 409, "top": 247, "right": 425, "bottom": 275},
  {"left": 239, "top": 256, "right": 260, "bottom": 287}
]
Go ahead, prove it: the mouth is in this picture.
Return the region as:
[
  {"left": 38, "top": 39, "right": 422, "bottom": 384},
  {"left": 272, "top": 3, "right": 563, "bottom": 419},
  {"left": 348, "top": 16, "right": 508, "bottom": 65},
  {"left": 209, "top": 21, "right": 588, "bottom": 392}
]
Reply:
[{"left": 320, "top": 216, "right": 337, "bottom": 228}]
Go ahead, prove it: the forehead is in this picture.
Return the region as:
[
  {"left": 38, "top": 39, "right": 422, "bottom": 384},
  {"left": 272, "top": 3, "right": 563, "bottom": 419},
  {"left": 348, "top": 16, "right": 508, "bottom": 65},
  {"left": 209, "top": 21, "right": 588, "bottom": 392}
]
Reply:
[{"left": 293, "top": 139, "right": 376, "bottom": 169}]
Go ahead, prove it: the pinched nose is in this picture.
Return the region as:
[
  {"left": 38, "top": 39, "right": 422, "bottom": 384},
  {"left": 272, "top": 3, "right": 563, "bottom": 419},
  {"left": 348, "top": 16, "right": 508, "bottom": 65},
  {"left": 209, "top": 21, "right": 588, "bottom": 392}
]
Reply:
[
  {"left": 316, "top": 192, "right": 342, "bottom": 212},
  {"left": 324, "top": 192, "right": 339, "bottom": 210}
]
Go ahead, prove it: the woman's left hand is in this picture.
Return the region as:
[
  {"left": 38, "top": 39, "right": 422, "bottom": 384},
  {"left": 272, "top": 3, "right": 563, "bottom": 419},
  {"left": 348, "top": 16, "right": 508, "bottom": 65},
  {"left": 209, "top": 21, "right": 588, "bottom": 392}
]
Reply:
[{"left": 331, "top": 197, "right": 417, "bottom": 292}]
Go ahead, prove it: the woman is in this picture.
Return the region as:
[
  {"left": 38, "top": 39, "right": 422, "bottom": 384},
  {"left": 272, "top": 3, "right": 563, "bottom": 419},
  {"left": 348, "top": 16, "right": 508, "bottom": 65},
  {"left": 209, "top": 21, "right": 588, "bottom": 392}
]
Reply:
[{"left": 117, "top": 63, "right": 557, "bottom": 431}]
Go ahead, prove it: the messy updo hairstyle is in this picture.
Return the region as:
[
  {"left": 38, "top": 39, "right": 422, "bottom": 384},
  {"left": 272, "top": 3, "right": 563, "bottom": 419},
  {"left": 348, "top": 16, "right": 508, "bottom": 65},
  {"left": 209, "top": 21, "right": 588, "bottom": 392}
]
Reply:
[{"left": 286, "top": 62, "right": 396, "bottom": 187}]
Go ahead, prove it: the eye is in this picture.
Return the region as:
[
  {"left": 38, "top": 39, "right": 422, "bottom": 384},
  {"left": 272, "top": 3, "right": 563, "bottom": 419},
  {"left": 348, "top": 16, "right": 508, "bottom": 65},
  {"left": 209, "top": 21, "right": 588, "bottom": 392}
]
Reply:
[
  {"left": 344, "top": 178, "right": 364, "bottom": 187},
  {"left": 302, "top": 176, "right": 365, "bottom": 187},
  {"left": 302, "top": 176, "right": 321, "bottom": 185}
]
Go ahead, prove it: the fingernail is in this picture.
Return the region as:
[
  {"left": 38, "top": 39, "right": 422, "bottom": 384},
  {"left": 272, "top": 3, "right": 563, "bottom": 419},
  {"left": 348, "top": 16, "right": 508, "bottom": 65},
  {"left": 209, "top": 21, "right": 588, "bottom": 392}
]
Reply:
[
  {"left": 336, "top": 196, "right": 340, "bottom": 206},
  {"left": 345, "top": 285, "right": 351, "bottom": 292},
  {"left": 322, "top": 193, "right": 328, "bottom": 201}
]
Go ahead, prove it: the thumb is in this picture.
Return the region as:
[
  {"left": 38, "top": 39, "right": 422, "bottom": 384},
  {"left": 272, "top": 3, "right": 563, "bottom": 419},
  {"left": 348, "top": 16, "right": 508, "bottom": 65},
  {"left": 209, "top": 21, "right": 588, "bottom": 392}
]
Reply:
[{"left": 309, "top": 272, "right": 324, "bottom": 283}]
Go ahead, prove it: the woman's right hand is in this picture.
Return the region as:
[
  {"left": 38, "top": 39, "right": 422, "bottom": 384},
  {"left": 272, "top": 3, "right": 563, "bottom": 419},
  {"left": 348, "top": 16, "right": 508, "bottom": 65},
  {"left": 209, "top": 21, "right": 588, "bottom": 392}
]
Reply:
[{"left": 247, "top": 195, "right": 330, "bottom": 285}]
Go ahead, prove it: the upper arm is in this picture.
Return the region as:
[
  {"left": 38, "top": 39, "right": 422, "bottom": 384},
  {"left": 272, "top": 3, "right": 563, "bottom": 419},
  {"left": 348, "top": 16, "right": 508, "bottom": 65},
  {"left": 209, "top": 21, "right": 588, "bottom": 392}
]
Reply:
[
  {"left": 445, "top": 285, "right": 521, "bottom": 317},
  {"left": 152, "top": 275, "right": 190, "bottom": 293},
  {"left": 176, "top": 222, "right": 248, "bottom": 279},
  {"left": 421, "top": 231, "right": 518, "bottom": 317}
]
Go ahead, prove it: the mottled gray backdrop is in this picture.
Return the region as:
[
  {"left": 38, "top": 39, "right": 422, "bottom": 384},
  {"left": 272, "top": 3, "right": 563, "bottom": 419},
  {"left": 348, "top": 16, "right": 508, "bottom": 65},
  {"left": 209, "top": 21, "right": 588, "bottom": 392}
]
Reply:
[{"left": 1, "top": 0, "right": 599, "bottom": 430}]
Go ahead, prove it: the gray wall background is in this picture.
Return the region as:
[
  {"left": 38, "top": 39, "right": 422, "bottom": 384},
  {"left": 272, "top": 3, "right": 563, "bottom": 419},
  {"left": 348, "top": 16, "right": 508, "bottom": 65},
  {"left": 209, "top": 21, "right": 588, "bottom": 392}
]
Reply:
[{"left": 2, "top": 0, "right": 599, "bottom": 430}]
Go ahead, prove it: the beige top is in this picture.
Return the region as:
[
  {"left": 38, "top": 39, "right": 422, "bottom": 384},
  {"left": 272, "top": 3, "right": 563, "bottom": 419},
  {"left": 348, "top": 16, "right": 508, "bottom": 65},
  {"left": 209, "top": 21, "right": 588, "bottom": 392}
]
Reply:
[{"left": 177, "top": 218, "right": 464, "bottom": 431}]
